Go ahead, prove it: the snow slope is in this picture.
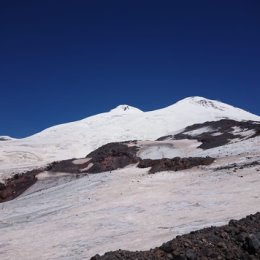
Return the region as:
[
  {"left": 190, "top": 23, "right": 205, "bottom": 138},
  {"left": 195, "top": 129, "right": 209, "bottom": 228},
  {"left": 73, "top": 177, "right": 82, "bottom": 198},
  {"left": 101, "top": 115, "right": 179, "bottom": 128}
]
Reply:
[
  {"left": 0, "top": 97, "right": 259, "bottom": 176},
  {"left": 0, "top": 98, "right": 259, "bottom": 259},
  {"left": 0, "top": 136, "right": 259, "bottom": 260},
  {"left": 0, "top": 136, "right": 16, "bottom": 141}
]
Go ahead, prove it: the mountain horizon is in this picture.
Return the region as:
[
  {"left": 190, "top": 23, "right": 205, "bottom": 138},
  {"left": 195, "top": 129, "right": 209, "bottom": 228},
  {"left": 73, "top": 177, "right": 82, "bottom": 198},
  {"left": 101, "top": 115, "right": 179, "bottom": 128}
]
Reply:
[
  {"left": 0, "top": 96, "right": 259, "bottom": 178},
  {"left": 0, "top": 96, "right": 259, "bottom": 259}
]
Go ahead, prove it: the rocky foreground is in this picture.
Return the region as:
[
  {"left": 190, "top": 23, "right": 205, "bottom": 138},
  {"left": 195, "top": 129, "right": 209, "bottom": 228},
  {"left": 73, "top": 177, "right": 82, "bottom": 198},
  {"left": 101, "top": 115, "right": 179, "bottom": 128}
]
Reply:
[
  {"left": 0, "top": 141, "right": 215, "bottom": 203},
  {"left": 91, "top": 212, "right": 260, "bottom": 260}
]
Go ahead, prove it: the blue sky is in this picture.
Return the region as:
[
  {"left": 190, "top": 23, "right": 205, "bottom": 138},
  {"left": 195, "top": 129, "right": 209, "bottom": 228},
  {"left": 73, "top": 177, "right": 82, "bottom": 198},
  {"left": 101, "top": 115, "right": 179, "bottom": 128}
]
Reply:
[{"left": 0, "top": 0, "right": 260, "bottom": 138}]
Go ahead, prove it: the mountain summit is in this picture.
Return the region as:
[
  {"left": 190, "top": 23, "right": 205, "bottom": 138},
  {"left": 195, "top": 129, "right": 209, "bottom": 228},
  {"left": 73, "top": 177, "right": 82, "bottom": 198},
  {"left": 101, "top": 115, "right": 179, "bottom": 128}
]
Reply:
[
  {"left": 177, "top": 96, "right": 228, "bottom": 110},
  {"left": 110, "top": 105, "right": 143, "bottom": 114}
]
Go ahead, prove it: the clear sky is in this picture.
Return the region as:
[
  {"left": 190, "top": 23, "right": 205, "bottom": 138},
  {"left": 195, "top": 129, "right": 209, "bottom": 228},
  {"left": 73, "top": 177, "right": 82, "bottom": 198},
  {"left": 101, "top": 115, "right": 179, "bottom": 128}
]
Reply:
[{"left": 0, "top": 0, "right": 260, "bottom": 138}]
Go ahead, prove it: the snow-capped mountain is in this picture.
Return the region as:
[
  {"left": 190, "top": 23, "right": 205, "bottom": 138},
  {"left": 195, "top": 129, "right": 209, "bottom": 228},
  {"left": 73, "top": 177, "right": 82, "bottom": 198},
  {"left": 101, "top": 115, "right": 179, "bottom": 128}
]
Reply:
[
  {"left": 0, "top": 97, "right": 260, "bottom": 260},
  {"left": 1, "top": 117, "right": 260, "bottom": 259},
  {"left": 0, "top": 96, "right": 259, "bottom": 175}
]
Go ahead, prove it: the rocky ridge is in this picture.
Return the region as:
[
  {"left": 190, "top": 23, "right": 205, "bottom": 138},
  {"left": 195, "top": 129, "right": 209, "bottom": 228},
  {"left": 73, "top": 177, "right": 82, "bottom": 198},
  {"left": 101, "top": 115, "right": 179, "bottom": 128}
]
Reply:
[
  {"left": 0, "top": 141, "right": 214, "bottom": 203},
  {"left": 158, "top": 119, "right": 260, "bottom": 149}
]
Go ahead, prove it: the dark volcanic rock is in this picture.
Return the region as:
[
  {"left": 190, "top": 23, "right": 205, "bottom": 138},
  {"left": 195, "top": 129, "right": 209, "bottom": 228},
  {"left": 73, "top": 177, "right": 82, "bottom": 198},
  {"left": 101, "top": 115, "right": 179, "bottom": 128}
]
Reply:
[
  {"left": 91, "top": 250, "right": 165, "bottom": 260},
  {"left": 86, "top": 142, "right": 139, "bottom": 173},
  {"left": 158, "top": 119, "right": 260, "bottom": 149},
  {"left": 157, "top": 135, "right": 174, "bottom": 141},
  {"left": 48, "top": 142, "right": 139, "bottom": 174},
  {"left": 1, "top": 142, "right": 215, "bottom": 203},
  {"left": 91, "top": 212, "right": 260, "bottom": 260},
  {"left": 0, "top": 168, "right": 43, "bottom": 203},
  {"left": 48, "top": 143, "right": 215, "bottom": 175},
  {"left": 47, "top": 158, "right": 89, "bottom": 173},
  {"left": 214, "top": 161, "right": 260, "bottom": 171},
  {"left": 138, "top": 157, "right": 215, "bottom": 173}
]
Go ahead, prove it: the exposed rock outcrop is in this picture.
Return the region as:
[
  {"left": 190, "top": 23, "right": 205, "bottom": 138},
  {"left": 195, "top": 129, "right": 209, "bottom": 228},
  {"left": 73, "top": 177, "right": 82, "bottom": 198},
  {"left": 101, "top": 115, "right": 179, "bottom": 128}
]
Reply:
[
  {"left": 0, "top": 168, "right": 43, "bottom": 203},
  {"left": 48, "top": 142, "right": 139, "bottom": 174},
  {"left": 86, "top": 142, "right": 139, "bottom": 173},
  {"left": 158, "top": 119, "right": 260, "bottom": 149},
  {"left": 1, "top": 142, "right": 215, "bottom": 203},
  {"left": 49, "top": 143, "right": 214, "bottom": 175},
  {"left": 138, "top": 157, "right": 215, "bottom": 173},
  {"left": 47, "top": 158, "right": 89, "bottom": 173}
]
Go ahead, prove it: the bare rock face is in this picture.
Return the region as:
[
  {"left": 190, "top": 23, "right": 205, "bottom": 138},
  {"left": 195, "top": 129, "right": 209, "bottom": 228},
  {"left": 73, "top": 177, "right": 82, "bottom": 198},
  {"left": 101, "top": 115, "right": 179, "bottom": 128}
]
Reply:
[
  {"left": 0, "top": 169, "right": 42, "bottom": 203},
  {"left": 48, "top": 142, "right": 139, "bottom": 174},
  {"left": 0, "top": 142, "right": 214, "bottom": 203},
  {"left": 138, "top": 157, "right": 215, "bottom": 173},
  {"left": 1, "top": 143, "right": 215, "bottom": 203},
  {"left": 158, "top": 119, "right": 260, "bottom": 149},
  {"left": 91, "top": 250, "right": 165, "bottom": 260},
  {"left": 86, "top": 142, "right": 139, "bottom": 173},
  {"left": 47, "top": 158, "right": 89, "bottom": 173},
  {"left": 49, "top": 143, "right": 214, "bottom": 175},
  {"left": 91, "top": 212, "right": 260, "bottom": 260}
]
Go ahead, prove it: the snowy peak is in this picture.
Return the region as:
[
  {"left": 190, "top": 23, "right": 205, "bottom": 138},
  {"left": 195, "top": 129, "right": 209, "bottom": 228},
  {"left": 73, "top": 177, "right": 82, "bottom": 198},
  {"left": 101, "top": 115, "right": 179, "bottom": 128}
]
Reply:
[
  {"left": 109, "top": 105, "right": 143, "bottom": 114},
  {"left": 167, "top": 96, "right": 259, "bottom": 121},
  {"left": 184, "top": 96, "right": 226, "bottom": 110},
  {"left": 176, "top": 96, "right": 228, "bottom": 110}
]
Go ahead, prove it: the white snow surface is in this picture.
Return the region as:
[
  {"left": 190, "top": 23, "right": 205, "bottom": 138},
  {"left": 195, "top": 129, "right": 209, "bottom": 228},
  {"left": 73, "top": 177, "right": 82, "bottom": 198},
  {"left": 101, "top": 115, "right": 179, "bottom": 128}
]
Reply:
[
  {"left": 184, "top": 126, "right": 213, "bottom": 136},
  {"left": 137, "top": 139, "right": 202, "bottom": 159},
  {"left": 0, "top": 136, "right": 260, "bottom": 260},
  {"left": 231, "top": 126, "right": 256, "bottom": 138},
  {"left": 0, "top": 97, "right": 259, "bottom": 259},
  {"left": 0, "top": 96, "right": 259, "bottom": 178},
  {"left": 0, "top": 136, "right": 16, "bottom": 141}
]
